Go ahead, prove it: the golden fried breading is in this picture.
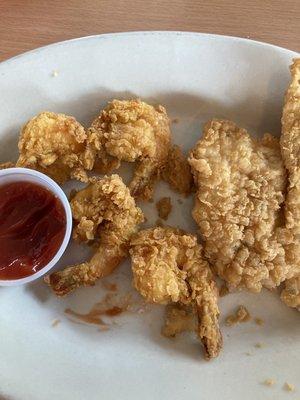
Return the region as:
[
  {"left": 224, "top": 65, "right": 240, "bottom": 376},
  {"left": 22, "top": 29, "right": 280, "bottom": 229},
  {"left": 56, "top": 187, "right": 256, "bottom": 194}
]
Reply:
[
  {"left": 162, "top": 145, "right": 194, "bottom": 195},
  {"left": 280, "top": 60, "right": 300, "bottom": 172},
  {"left": 45, "top": 175, "right": 144, "bottom": 296},
  {"left": 281, "top": 59, "right": 300, "bottom": 233},
  {"left": 280, "top": 59, "right": 300, "bottom": 308},
  {"left": 16, "top": 111, "right": 95, "bottom": 183},
  {"left": 225, "top": 305, "right": 251, "bottom": 326},
  {"left": 0, "top": 162, "right": 14, "bottom": 170},
  {"left": 89, "top": 99, "right": 171, "bottom": 200},
  {"left": 281, "top": 277, "right": 300, "bottom": 309},
  {"left": 189, "top": 120, "right": 288, "bottom": 292},
  {"left": 130, "top": 227, "right": 222, "bottom": 359}
]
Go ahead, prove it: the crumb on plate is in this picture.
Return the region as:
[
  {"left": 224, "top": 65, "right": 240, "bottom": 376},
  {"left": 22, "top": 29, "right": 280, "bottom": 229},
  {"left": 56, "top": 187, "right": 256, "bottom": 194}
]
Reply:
[
  {"left": 254, "top": 317, "right": 264, "bottom": 326},
  {"left": 51, "top": 319, "right": 61, "bottom": 327},
  {"left": 162, "top": 145, "right": 194, "bottom": 195},
  {"left": 156, "top": 197, "right": 172, "bottom": 220},
  {"left": 263, "top": 378, "right": 276, "bottom": 386},
  {"left": 283, "top": 382, "right": 295, "bottom": 392},
  {"left": 225, "top": 305, "right": 251, "bottom": 326},
  {"left": 254, "top": 342, "right": 264, "bottom": 348},
  {"left": 219, "top": 284, "right": 229, "bottom": 297}
]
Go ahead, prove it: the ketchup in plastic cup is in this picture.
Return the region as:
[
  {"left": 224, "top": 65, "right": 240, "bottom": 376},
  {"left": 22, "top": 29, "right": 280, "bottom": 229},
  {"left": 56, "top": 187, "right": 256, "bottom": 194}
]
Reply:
[{"left": 0, "top": 168, "right": 72, "bottom": 286}]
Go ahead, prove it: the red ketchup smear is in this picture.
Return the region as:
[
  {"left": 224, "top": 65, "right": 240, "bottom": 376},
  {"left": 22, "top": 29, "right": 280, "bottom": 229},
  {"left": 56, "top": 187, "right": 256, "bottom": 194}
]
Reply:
[{"left": 0, "top": 181, "right": 66, "bottom": 280}]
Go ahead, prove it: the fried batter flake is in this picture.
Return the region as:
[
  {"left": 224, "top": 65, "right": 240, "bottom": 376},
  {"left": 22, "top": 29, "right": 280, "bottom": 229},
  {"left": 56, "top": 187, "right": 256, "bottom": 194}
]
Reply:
[
  {"left": 225, "top": 305, "right": 251, "bottom": 326},
  {"left": 156, "top": 197, "right": 172, "bottom": 220},
  {"left": 162, "top": 145, "right": 194, "bottom": 195}
]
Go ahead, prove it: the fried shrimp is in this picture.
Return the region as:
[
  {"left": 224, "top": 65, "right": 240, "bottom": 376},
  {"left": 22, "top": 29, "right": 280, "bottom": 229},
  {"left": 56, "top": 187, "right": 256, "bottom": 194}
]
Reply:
[
  {"left": 280, "top": 59, "right": 300, "bottom": 309},
  {"left": 45, "top": 174, "right": 144, "bottom": 296},
  {"left": 189, "top": 120, "right": 288, "bottom": 292},
  {"left": 88, "top": 99, "right": 171, "bottom": 200},
  {"left": 130, "top": 227, "right": 222, "bottom": 359},
  {"left": 16, "top": 111, "right": 95, "bottom": 183}
]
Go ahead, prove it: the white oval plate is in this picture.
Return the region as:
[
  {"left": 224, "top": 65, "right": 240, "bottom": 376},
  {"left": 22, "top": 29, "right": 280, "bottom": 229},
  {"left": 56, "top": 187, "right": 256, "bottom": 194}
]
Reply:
[{"left": 0, "top": 32, "right": 299, "bottom": 400}]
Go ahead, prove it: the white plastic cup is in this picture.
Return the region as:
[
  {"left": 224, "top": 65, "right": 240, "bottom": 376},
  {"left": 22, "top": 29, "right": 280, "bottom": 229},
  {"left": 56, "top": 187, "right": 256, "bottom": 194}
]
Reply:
[{"left": 0, "top": 168, "right": 72, "bottom": 286}]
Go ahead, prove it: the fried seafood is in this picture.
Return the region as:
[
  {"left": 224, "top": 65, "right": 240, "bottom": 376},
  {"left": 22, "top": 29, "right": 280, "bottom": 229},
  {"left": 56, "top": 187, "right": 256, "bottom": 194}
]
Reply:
[
  {"left": 280, "top": 59, "right": 300, "bottom": 309},
  {"left": 45, "top": 174, "right": 144, "bottom": 296},
  {"left": 88, "top": 99, "right": 171, "bottom": 200},
  {"left": 281, "top": 277, "right": 300, "bottom": 309},
  {"left": 130, "top": 226, "right": 222, "bottom": 359},
  {"left": 16, "top": 111, "right": 95, "bottom": 183},
  {"left": 189, "top": 120, "right": 287, "bottom": 292}
]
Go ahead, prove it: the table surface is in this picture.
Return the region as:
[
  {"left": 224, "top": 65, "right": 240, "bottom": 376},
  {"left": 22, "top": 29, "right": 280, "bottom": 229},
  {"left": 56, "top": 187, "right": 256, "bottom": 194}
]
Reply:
[{"left": 0, "top": 0, "right": 299, "bottom": 62}]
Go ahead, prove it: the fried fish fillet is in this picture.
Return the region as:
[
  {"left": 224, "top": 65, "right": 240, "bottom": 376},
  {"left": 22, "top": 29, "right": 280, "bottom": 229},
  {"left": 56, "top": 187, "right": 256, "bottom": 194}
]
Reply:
[
  {"left": 280, "top": 58, "right": 300, "bottom": 309},
  {"left": 189, "top": 120, "right": 288, "bottom": 292}
]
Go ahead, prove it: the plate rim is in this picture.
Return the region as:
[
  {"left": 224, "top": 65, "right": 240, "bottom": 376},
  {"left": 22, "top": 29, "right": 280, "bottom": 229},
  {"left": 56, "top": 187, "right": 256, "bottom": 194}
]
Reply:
[{"left": 0, "top": 31, "right": 299, "bottom": 68}]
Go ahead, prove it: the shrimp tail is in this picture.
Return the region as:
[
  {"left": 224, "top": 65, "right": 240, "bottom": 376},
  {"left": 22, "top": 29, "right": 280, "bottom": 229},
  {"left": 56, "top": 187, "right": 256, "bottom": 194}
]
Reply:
[{"left": 45, "top": 245, "right": 125, "bottom": 296}]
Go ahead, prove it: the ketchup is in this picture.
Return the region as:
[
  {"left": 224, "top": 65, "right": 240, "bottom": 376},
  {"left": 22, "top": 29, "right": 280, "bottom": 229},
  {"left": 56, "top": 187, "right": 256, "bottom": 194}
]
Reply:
[{"left": 0, "top": 181, "right": 66, "bottom": 280}]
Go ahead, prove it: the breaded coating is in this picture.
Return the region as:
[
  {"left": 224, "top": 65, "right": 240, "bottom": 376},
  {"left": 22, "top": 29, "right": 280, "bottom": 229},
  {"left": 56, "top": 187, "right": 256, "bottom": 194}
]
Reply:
[
  {"left": 280, "top": 59, "right": 300, "bottom": 309},
  {"left": 45, "top": 175, "right": 144, "bottom": 296},
  {"left": 281, "top": 277, "right": 300, "bottom": 309},
  {"left": 88, "top": 99, "right": 171, "bottom": 200},
  {"left": 225, "top": 305, "right": 251, "bottom": 326},
  {"left": 0, "top": 162, "right": 14, "bottom": 169},
  {"left": 130, "top": 227, "right": 222, "bottom": 359},
  {"left": 280, "top": 60, "right": 300, "bottom": 173},
  {"left": 281, "top": 59, "right": 300, "bottom": 232},
  {"left": 162, "top": 145, "right": 194, "bottom": 195},
  {"left": 16, "top": 112, "right": 95, "bottom": 183},
  {"left": 189, "top": 119, "right": 288, "bottom": 292}
]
